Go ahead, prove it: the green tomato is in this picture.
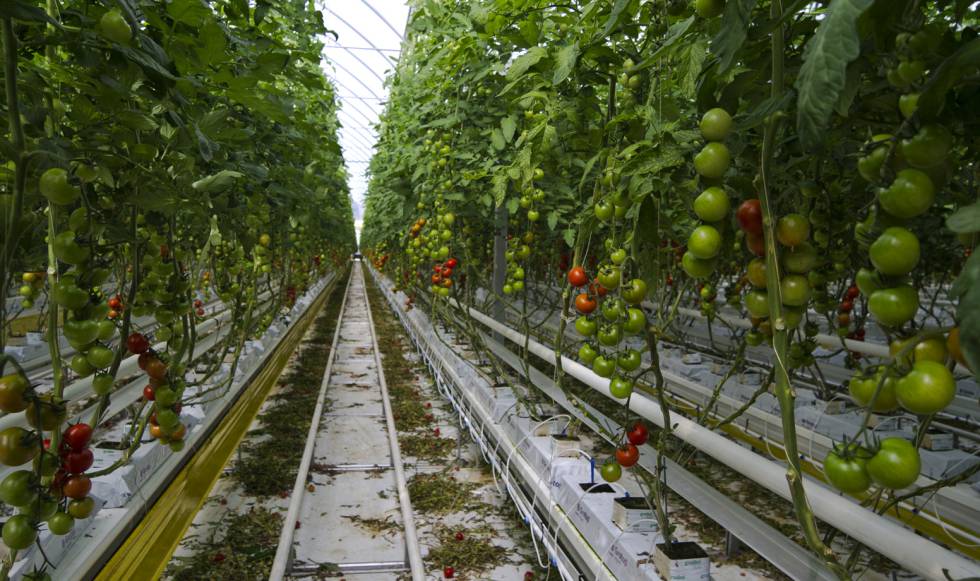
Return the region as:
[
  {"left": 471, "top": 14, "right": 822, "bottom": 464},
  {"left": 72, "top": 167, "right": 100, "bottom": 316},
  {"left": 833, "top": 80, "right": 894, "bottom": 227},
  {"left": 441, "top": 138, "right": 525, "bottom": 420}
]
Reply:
[
  {"left": 575, "top": 316, "right": 597, "bottom": 337},
  {"left": 609, "top": 376, "right": 633, "bottom": 399},
  {"left": 745, "top": 329, "right": 765, "bottom": 346},
  {"left": 823, "top": 445, "right": 871, "bottom": 495},
  {"left": 694, "top": 0, "right": 725, "bottom": 18},
  {"left": 47, "top": 512, "right": 75, "bottom": 536},
  {"left": 578, "top": 343, "right": 598, "bottom": 364},
  {"left": 85, "top": 345, "right": 115, "bottom": 369},
  {"left": 681, "top": 251, "right": 715, "bottom": 279},
  {"left": 70, "top": 354, "right": 96, "bottom": 378},
  {"left": 597, "top": 266, "right": 621, "bottom": 290},
  {"left": 900, "top": 124, "right": 951, "bottom": 169},
  {"left": 747, "top": 258, "right": 767, "bottom": 288},
  {"left": 870, "top": 227, "right": 920, "bottom": 276},
  {"left": 594, "top": 201, "right": 614, "bottom": 221},
  {"left": 622, "top": 279, "right": 648, "bottom": 305},
  {"left": 848, "top": 369, "right": 899, "bottom": 412},
  {"left": 693, "top": 142, "right": 730, "bottom": 179},
  {"left": 779, "top": 275, "right": 811, "bottom": 307},
  {"left": 617, "top": 349, "right": 642, "bottom": 372},
  {"left": 878, "top": 169, "right": 935, "bottom": 219},
  {"left": 597, "top": 461, "right": 624, "bottom": 485},
  {"left": 92, "top": 373, "right": 114, "bottom": 395},
  {"left": 68, "top": 497, "right": 95, "bottom": 519},
  {"left": 688, "top": 225, "right": 722, "bottom": 259},
  {"left": 97, "top": 320, "right": 116, "bottom": 341},
  {"left": 52, "top": 232, "right": 90, "bottom": 265},
  {"left": 896, "top": 360, "right": 956, "bottom": 415},
  {"left": 775, "top": 214, "right": 810, "bottom": 247},
  {"left": 867, "top": 438, "right": 920, "bottom": 489},
  {"left": 781, "top": 306, "right": 804, "bottom": 329},
  {"left": 592, "top": 356, "right": 615, "bottom": 378},
  {"left": 50, "top": 281, "right": 90, "bottom": 310},
  {"left": 693, "top": 187, "right": 730, "bottom": 222},
  {"left": 0, "top": 471, "right": 37, "bottom": 507},
  {"left": 21, "top": 497, "right": 58, "bottom": 522},
  {"left": 868, "top": 285, "right": 919, "bottom": 327},
  {"left": 99, "top": 9, "right": 132, "bottom": 44},
  {"left": 39, "top": 168, "right": 80, "bottom": 205},
  {"left": 623, "top": 308, "right": 646, "bottom": 334},
  {"left": 699, "top": 108, "right": 733, "bottom": 141},
  {"left": 782, "top": 242, "right": 817, "bottom": 274},
  {"left": 610, "top": 249, "right": 627, "bottom": 266},
  {"left": 744, "top": 290, "right": 769, "bottom": 319},
  {"left": 601, "top": 298, "right": 624, "bottom": 322},
  {"left": 2, "top": 514, "right": 37, "bottom": 550},
  {"left": 598, "top": 324, "right": 623, "bottom": 347},
  {"left": 898, "top": 93, "right": 919, "bottom": 119},
  {"left": 857, "top": 134, "right": 893, "bottom": 183},
  {"left": 855, "top": 267, "right": 880, "bottom": 296}
]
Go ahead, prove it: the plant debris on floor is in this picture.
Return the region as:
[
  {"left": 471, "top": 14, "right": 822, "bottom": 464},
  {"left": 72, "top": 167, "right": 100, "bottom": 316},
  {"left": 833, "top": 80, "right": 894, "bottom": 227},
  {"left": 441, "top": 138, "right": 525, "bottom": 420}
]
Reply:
[
  {"left": 166, "top": 273, "right": 349, "bottom": 579},
  {"left": 167, "top": 507, "right": 283, "bottom": 581},
  {"left": 365, "top": 275, "right": 545, "bottom": 581}
]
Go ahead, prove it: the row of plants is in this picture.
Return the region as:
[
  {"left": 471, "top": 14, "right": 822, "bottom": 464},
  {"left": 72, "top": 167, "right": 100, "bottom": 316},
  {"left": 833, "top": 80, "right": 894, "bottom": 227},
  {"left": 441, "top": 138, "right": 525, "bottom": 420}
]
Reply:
[
  {"left": 0, "top": 0, "right": 354, "bottom": 576},
  {"left": 361, "top": 0, "right": 978, "bottom": 577}
]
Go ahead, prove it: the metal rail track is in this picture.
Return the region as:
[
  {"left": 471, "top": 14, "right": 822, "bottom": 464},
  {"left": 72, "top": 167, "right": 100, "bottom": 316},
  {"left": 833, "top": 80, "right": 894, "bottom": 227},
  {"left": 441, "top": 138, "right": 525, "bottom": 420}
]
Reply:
[{"left": 270, "top": 263, "right": 424, "bottom": 580}]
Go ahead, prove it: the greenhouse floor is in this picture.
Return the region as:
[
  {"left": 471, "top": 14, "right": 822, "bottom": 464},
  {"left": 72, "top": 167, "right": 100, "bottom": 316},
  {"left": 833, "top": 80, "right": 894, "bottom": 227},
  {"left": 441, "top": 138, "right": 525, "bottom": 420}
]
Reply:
[{"left": 155, "top": 263, "right": 801, "bottom": 580}]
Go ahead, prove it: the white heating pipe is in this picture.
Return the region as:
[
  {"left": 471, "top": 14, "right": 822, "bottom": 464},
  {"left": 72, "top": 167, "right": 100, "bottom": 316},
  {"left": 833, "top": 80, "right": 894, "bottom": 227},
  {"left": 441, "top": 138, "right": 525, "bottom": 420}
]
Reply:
[{"left": 457, "top": 299, "right": 980, "bottom": 581}]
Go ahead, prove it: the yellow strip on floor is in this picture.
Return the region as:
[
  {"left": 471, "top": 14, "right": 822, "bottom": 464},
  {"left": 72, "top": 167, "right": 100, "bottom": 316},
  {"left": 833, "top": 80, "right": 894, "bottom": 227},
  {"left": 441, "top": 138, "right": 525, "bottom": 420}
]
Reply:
[{"left": 95, "top": 277, "right": 338, "bottom": 580}]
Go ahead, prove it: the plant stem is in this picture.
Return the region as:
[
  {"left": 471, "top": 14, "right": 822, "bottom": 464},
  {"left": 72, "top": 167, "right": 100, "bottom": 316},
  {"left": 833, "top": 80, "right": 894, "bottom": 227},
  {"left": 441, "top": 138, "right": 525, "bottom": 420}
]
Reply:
[{"left": 759, "top": 1, "right": 846, "bottom": 576}]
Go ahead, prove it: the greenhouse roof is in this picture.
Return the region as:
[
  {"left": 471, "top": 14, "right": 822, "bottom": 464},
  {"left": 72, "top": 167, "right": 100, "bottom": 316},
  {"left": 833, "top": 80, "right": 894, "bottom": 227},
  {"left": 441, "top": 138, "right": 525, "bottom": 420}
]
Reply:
[{"left": 319, "top": 0, "right": 410, "bottom": 226}]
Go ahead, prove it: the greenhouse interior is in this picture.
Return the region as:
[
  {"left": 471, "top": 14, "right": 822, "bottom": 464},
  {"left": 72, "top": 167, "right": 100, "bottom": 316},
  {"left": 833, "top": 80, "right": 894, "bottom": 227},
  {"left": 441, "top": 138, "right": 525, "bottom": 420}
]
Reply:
[{"left": 0, "top": 0, "right": 978, "bottom": 580}]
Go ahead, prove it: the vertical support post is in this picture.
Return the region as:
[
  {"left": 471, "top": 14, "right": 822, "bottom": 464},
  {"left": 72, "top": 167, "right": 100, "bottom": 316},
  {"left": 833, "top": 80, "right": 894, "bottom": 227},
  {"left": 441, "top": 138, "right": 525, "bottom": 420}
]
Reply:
[{"left": 492, "top": 205, "right": 508, "bottom": 339}]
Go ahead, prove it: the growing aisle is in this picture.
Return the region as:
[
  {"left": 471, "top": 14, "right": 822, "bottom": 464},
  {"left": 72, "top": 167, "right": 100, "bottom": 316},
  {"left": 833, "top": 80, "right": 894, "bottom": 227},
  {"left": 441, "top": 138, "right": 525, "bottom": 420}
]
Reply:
[{"left": 168, "top": 263, "right": 543, "bottom": 579}]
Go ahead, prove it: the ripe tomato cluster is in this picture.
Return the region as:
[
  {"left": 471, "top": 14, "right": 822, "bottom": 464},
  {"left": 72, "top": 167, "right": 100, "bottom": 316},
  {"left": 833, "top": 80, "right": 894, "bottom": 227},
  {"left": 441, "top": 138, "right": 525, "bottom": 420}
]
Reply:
[
  {"left": 129, "top": 333, "right": 186, "bottom": 451},
  {"left": 600, "top": 422, "right": 651, "bottom": 483},
  {"left": 429, "top": 257, "right": 459, "bottom": 298}
]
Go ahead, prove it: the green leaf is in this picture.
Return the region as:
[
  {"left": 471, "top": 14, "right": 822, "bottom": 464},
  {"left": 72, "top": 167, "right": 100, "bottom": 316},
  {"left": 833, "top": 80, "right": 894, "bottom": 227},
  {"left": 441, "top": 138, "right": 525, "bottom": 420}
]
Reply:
[
  {"left": 552, "top": 42, "right": 579, "bottom": 85},
  {"left": 634, "top": 16, "right": 695, "bottom": 72},
  {"left": 916, "top": 39, "right": 980, "bottom": 120},
  {"left": 506, "top": 47, "right": 548, "bottom": 80},
  {"left": 947, "top": 202, "right": 980, "bottom": 234},
  {"left": 794, "top": 0, "right": 874, "bottom": 151},
  {"left": 192, "top": 170, "right": 243, "bottom": 193},
  {"left": 711, "top": 0, "right": 758, "bottom": 73},
  {"left": 952, "top": 251, "right": 980, "bottom": 379},
  {"left": 600, "top": 0, "right": 631, "bottom": 38},
  {"left": 167, "top": 0, "right": 213, "bottom": 27},
  {"left": 490, "top": 128, "right": 505, "bottom": 151},
  {"left": 197, "top": 21, "right": 227, "bottom": 66},
  {"left": 547, "top": 211, "right": 559, "bottom": 231},
  {"left": 492, "top": 172, "right": 508, "bottom": 207},
  {"left": 501, "top": 116, "right": 517, "bottom": 142}
]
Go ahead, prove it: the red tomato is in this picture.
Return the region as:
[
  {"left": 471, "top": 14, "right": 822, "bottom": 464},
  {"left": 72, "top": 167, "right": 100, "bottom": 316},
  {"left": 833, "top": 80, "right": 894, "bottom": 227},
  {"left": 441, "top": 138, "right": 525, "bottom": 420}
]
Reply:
[
  {"left": 627, "top": 422, "right": 649, "bottom": 446},
  {"left": 737, "top": 199, "right": 763, "bottom": 234},
  {"left": 63, "top": 424, "right": 92, "bottom": 451},
  {"left": 575, "top": 293, "right": 597, "bottom": 314},
  {"left": 446, "top": 258, "right": 458, "bottom": 268},
  {"left": 62, "top": 475, "right": 91, "bottom": 499},
  {"left": 746, "top": 232, "right": 765, "bottom": 257},
  {"left": 127, "top": 333, "right": 150, "bottom": 354},
  {"left": 567, "top": 266, "right": 588, "bottom": 287},
  {"left": 64, "top": 448, "right": 94, "bottom": 474},
  {"left": 143, "top": 385, "right": 155, "bottom": 401},
  {"left": 144, "top": 359, "right": 168, "bottom": 380},
  {"left": 616, "top": 444, "right": 640, "bottom": 467}
]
